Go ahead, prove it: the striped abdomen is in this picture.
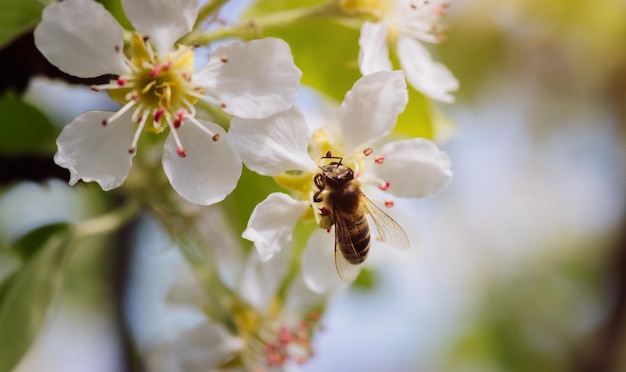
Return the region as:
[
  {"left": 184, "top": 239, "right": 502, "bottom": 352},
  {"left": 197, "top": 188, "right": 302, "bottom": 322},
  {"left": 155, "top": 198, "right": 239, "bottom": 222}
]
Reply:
[{"left": 338, "top": 212, "right": 370, "bottom": 264}]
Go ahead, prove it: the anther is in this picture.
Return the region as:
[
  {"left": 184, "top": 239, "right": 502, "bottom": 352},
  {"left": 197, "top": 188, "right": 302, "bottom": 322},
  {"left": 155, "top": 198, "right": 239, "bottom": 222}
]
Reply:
[
  {"left": 379, "top": 182, "right": 390, "bottom": 191},
  {"left": 212, "top": 133, "right": 220, "bottom": 141},
  {"left": 128, "top": 148, "right": 136, "bottom": 154},
  {"left": 220, "top": 56, "right": 229, "bottom": 63},
  {"left": 163, "top": 62, "right": 172, "bottom": 71},
  {"left": 363, "top": 147, "right": 374, "bottom": 156},
  {"left": 176, "top": 147, "right": 186, "bottom": 158},
  {"left": 154, "top": 107, "right": 165, "bottom": 123},
  {"left": 117, "top": 78, "right": 127, "bottom": 86},
  {"left": 102, "top": 119, "right": 108, "bottom": 126},
  {"left": 150, "top": 63, "right": 162, "bottom": 78},
  {"left": 384, "top": 199, "right": 395, "bottom": 208},
  {"left": 220, "top": 102, "right": 227, "bottom": 109},
  {"left": 374, "top": 155, "right": 385, "bottom": 164},
  {"left": 320, "top": 207, "right": 330, "bottom": 216},
  {"left": 114, "top": 45, "right": 120, "bottom": 53}
]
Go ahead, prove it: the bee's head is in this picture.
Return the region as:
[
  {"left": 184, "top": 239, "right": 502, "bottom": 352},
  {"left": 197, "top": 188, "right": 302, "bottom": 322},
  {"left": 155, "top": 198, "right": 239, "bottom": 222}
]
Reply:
[{"left": 321, "top": 163, "right": 354, "bottom": 189}]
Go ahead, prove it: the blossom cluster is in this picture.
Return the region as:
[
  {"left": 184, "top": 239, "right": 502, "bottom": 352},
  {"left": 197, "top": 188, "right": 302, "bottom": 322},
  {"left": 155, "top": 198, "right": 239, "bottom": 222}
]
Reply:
[{"left": 33, "top": 0, "right": 456, "bottom": 370}]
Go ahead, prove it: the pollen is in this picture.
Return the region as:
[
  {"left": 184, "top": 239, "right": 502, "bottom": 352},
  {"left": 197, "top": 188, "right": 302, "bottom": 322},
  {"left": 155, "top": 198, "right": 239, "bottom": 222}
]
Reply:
[{"left": 101, "top": 32, "right": 200, "bottom": 135}]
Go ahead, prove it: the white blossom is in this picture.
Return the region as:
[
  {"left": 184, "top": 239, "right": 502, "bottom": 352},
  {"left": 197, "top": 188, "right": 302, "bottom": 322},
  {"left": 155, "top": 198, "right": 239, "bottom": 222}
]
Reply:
[
  {"left": 353, "top": 0, "right": 459, "bottom": 102},
  {"left": 229, "top": 71, "right": 453, "bottom": 292},
  {"left": 34, "top": 0, "right": 301, "bottom": 205}
]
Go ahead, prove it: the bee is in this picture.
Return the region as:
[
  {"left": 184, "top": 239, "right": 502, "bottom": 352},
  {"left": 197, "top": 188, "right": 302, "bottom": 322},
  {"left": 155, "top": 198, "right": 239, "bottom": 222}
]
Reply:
[{"left": 313, "top": 155, "right": 410, "bottom": 279}]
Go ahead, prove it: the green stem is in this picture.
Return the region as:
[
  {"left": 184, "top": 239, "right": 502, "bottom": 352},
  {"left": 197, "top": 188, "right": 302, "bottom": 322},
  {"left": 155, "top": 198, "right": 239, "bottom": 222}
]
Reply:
[
  {"left": 185, "top": 1, "right": 345, "bottom": 45},
  {"left": 73, "top": 201, "right": 141, "bottom": 239}
]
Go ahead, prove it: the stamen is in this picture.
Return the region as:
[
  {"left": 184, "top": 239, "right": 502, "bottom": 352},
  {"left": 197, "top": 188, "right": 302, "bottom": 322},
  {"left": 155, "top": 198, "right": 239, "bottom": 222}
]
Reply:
[
  {"left": 182, "top": 98, "right": 197, "bottom": 117},
  {"left": 221, "top": 55, "right": 229, "bottom": 63},
  {"left": 165, "top": 116, "right": 186, "bottom": 158},
  {"left": 117, "top": 78, "right": 128, "bottom": 86},
  {"left": 379, "top": 182, "right": 390, "bottom": 191},
  {"left": 173, "top": 109, "right": 188, "bottom": 129},
  {"left": 384, "top": 199, "right": 395, "bottom": 208},
  {"left": 128, "top": 109, "right": 150, "bottom": 154},
  {"left": 363, "top": 147, "right": 374, "bottom": 156},
  {"left": 150, "top": 62, "right": 162, "bottom": 78},
  {"left": 187, "top": 116, "right": 218, "bottom": 139},
  {"left": 220, "top": 102, "right": 227, "bottom": 109},
  {"left": 154, "top": 107, "right": 165, "bottom": 123},
  {"left": 213, "top": 133, "right": 220, "bottom": 141},
  {"left": 102, "top": 99, "right": 137, "bottom": 126},
  {"left": 374, "top": 155, "right": 385, "bottom": 164}
]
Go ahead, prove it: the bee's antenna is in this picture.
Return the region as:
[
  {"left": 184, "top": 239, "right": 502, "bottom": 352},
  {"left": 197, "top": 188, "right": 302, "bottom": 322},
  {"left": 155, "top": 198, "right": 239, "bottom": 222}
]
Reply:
[{"left": 320, "top": 151, "right": 344, "bottom": 167}]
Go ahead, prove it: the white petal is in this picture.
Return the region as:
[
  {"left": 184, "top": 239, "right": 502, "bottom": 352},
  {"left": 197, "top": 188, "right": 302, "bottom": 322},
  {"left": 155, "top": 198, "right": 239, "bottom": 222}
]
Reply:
[
  {"left": 34, "top": 0, "right": 128, "bottom": 78},
  {"left": 301, "top": 229, "right": 359, "bottom": 294},
  {"left": 162, "top": 121, "right": 242, "bottom": 205},
  {"left": 169, "top": 322, "right": 243, "bottom": 370},
  {"left": 242, "top": 193, "right": 309, "bottom": 261},
  {"left": 339, "top": 71, "right": 408, "bottom": 152},
  {"left": 239, "top": 248, "right": 291, "bottom": 312},
  {"left": 284, "top": 275, "right": 325, "bottom": 312},
  {"left": 372, "top": 138, "right": 452, "bottom": 198},
  {"left": 195, "top": 38, "right": 302, "bottom": 119},
  {"left": 397, "top": 36, "right": 459, "bottom": 103},
  {"left": 122, "top": 0, "right": 199, "bottom": 55},
  {"left": 229, "top": 106, "right": 317, "bottom": 176},
  {"left": 54, "top": 110, "right": 135, "bottom": 191},
  {"left": 358, "top": 21, "right": 393, "bottom": 75}
]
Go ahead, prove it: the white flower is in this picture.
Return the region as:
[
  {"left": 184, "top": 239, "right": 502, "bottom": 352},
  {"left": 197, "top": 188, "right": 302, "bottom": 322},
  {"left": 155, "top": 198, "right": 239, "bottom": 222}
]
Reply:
[
  {"left": 34, "top": 0, "right": 301, "bottom": 205},
  {"left": 229, "top": 71, "right": 453, "bottom": 292},
  {"left": 349, "top": 0, "right": 459, "bottom": 103},
  {"left": 151, "top": 249, "right": 323, "bottom": 372}
]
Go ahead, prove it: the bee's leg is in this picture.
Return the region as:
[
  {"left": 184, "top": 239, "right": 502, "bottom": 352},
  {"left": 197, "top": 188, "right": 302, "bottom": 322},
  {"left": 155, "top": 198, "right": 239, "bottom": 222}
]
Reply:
[
  {"left": 314, "top": 173, "right": 324, "bottom": 190},
  {"left": 313, "top": 189, "right": 323, "bottom": 203}
]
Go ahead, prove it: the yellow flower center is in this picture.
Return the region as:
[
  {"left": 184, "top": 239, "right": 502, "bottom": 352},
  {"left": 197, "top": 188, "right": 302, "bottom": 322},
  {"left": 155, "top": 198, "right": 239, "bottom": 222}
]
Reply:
[{"left": 107, "top": 33, "right": 201, "bottom": 134}]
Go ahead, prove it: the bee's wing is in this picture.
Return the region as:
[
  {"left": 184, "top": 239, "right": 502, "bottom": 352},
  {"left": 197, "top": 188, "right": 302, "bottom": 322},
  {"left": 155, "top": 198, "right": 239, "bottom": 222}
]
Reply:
[
  {"left": 332, "top": 208, "right": 361, "bottom": 281},
  {"left": 362, "top": 195, "right": 410, "bottom": 250}
]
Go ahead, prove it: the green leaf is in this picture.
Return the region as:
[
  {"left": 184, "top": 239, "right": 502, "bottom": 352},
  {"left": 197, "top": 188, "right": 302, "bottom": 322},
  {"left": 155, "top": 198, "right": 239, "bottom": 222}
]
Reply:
[
  {"left": 13, "top": 222, "right": 69, "bottom": 261},
  {"left": 0, "top": 225, "right": 73, "bottom": 372},
  {"left": 243, "top": 0, "right": 361, "bottom": 102},
  {"left": 264, "top": 19, "right": 362, "bottom": 102},
  {"left": 0, "top": 0, "right": 51, "bottom": 49},
  {"left": 0, "top": 92, "right": 57, "bottom": 156},
  {"left": 394, "top": 87, "right": 434, "bottom": 139}
]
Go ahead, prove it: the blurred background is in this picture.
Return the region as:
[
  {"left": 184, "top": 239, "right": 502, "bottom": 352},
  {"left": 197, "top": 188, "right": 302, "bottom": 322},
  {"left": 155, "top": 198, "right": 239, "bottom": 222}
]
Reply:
[{"left": 2, "top": 0, "right": 626, "bottom": 371}]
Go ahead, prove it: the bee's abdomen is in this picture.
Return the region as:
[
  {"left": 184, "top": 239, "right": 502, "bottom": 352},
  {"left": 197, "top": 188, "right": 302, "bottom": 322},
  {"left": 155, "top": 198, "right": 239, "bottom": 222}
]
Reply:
[{"left": 341, "top": 214, "right": 370, "bottom": 264}]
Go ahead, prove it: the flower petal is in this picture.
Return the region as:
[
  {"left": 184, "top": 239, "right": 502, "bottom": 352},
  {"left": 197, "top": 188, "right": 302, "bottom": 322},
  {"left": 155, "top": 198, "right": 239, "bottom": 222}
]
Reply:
[
  {"left": 371, "top": 138, "right": 452, "bottom": 198},
  {"left": 229, "top": 106, "right": 317, "bottom": 176},
  {"left": 397, "top": 36, "right": 459, "bottom": 103},
  {"left": 242, "top": 193, "right": 309, "bottom": 261},
  {"left": 167, "top": 322, "right": 243, "bottom": 371},
  {"left": 358, "top": 21, "right": 392, "bottom": 75},
  {"left": 301, "top": 229, "right": 359, "bottom": 294},
  {"left": 239, "top": 248, "right": 291, "bottom": 312},
  {"left": 34, "top": 0, "right": 128, "bottom": 78},
  {"left": 194, "top": 38, "right": 302, "bottom": 119},
  {"left": 339, "top": 71, "right": 408, "bottom": 152},
  {"left": 162, "top": 120, "right": 241, "bottom": 205},
  {"left": 122, "top": 0, "right": 200, "bottom": 55},
  {"left": 54, "top": 110, "right": 135, "bottom": 191}
]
